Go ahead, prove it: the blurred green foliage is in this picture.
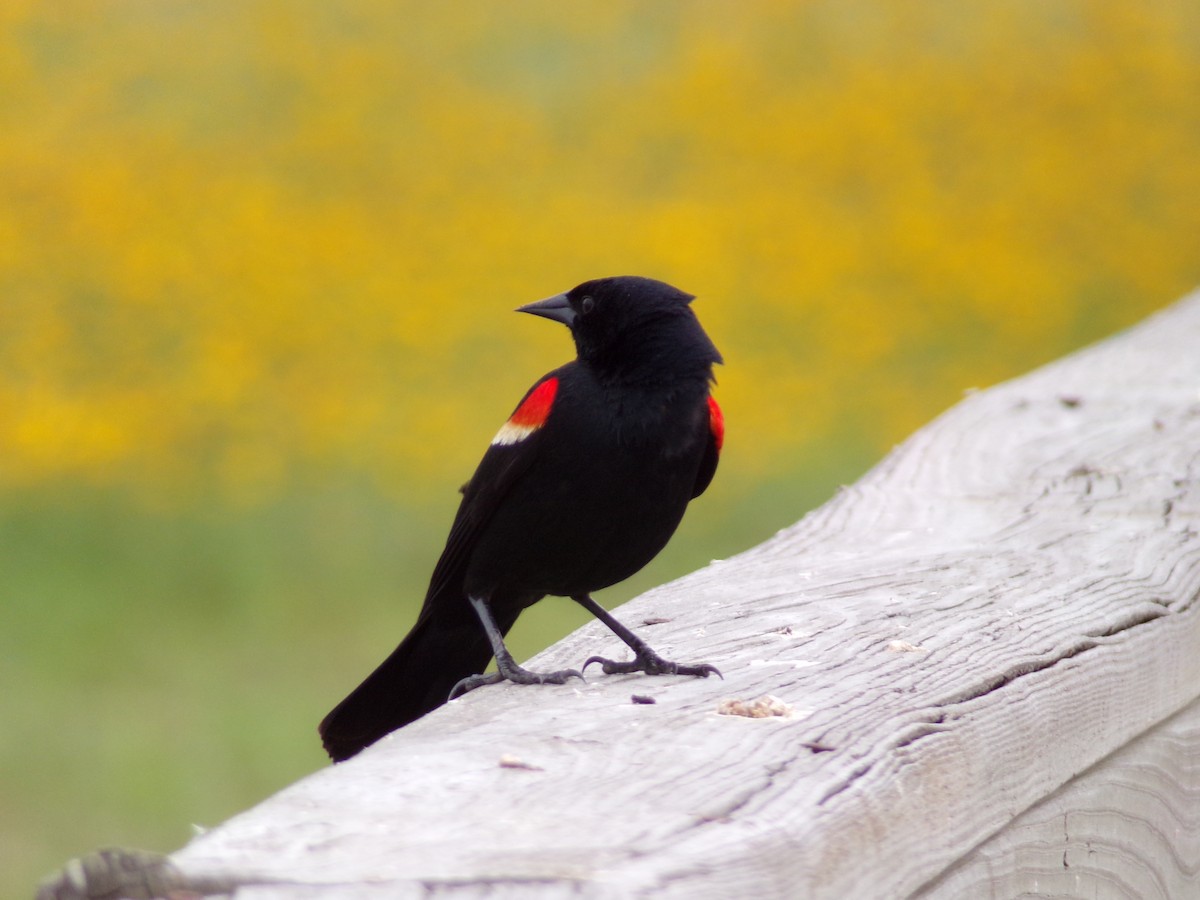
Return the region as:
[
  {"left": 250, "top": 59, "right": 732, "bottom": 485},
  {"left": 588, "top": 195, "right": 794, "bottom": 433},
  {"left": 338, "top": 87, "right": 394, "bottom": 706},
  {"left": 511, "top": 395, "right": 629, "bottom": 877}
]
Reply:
[{"left": 3, "top": 1, "right": 1199, "bottom": 894}]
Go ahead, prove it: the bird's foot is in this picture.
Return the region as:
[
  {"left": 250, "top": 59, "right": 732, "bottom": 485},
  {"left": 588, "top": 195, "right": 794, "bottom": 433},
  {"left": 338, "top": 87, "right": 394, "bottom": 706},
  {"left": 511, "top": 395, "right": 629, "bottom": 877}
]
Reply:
[
  {"left": 582, "top": 649, "right": 722, "bottom": 679},
  {"left": 449, "top": 663, "right": 584, "bottom": 700}
]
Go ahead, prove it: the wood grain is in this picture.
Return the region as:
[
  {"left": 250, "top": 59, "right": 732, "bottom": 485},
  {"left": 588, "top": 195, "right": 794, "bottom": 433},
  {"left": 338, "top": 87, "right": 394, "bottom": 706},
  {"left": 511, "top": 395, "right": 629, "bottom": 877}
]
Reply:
[
  {"left": 918, "top": 697, "right": 1200, "bottom": 899},
  {"left": 49, "top": 291, "right": 1200, "bottom": 898}
]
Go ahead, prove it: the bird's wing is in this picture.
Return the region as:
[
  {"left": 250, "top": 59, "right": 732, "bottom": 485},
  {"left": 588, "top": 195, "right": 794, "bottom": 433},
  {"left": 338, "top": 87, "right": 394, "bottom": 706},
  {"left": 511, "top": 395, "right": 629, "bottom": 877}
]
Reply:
[
  {"left": 691, "top": 394, "right": 723, "bottom": 499},
  {"left": 420, "top": 371, "right": 564, "bottom": 611}
]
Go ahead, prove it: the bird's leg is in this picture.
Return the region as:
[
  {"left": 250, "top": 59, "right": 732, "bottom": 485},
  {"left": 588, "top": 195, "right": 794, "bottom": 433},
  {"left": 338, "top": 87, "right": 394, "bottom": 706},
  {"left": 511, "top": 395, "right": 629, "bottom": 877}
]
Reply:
[
  {"left": 449, "top": 595, "right": 585, "bottom": 699},
  {"left": 573, "top": 594, "right": 722, "bottom": 679}
]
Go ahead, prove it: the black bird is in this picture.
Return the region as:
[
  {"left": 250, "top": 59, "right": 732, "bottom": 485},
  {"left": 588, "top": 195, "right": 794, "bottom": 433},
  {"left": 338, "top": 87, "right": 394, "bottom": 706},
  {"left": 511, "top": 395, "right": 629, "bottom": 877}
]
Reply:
[{"left": 319, "top": 275, "right": 724, "bottom": 762}]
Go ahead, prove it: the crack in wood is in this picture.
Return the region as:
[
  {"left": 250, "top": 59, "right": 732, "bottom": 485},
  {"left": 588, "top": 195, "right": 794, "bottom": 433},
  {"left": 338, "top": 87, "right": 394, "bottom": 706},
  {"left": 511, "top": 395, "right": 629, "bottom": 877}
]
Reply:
[
  {"left": 893, "top": 714, "right": 951, "bottom": 751},
  {"left": 1084, "top": 606, "right": 1169, "bottom": 637},
  {"left": 815, "top": 599, "right": 1178, "bottom": 813},
  {"left": 688, "top": 757, "right": 795, "bottom": 826},
  {"left": 1178, "top": 583, "right": 1200, "bottom": 614}
]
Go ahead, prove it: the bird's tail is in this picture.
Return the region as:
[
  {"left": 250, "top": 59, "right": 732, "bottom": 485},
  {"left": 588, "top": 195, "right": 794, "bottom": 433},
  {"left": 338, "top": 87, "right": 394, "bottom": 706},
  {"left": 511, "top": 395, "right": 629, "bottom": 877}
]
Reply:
[{"left": 318, "top": 600, "right": 510, "bottom": 762}]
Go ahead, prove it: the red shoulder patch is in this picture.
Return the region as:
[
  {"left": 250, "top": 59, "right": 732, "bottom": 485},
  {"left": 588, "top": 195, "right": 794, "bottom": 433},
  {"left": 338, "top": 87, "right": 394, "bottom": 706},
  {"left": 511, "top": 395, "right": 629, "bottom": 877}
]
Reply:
[
  {"left": 707, "top": 395, "right": 724, "bottom": 453},
  {"left": 492, "top": 377, "right": 559, "bottom": 446}
]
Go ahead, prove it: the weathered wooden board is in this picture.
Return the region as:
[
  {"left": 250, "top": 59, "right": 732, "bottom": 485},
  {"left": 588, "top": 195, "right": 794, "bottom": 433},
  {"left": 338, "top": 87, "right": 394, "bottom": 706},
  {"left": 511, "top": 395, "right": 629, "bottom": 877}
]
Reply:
[
  {"left": 917, "top": 696, "right": 1200, "bottom": 899},
  {"left": 45, "top": 290, "right": 1200, "bottom": 899}
]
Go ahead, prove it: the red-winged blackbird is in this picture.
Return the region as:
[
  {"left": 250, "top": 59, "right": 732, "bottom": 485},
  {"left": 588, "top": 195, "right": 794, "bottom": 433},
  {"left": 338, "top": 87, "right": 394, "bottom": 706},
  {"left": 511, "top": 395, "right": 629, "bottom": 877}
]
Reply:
[{"left": 319, "top": 275, "right": 724, "bottom": 762}]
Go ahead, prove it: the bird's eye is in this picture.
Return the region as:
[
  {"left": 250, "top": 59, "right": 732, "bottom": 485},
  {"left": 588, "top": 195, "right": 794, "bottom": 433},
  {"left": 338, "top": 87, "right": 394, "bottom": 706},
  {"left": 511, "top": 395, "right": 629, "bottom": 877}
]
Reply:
[{"left": 580, "top": 295, "right": 595, "bottom": 315}]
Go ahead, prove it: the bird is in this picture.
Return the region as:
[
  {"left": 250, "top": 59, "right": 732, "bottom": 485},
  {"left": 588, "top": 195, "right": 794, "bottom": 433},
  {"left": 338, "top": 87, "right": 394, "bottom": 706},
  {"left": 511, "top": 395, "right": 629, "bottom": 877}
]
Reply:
[{"left": 319, "top": 275, "right": 724, "bottom": 762}]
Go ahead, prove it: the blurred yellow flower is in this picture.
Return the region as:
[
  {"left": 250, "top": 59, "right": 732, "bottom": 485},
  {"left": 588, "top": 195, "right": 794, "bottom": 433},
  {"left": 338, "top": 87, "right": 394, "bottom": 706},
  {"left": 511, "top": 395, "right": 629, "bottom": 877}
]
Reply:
[{"left": 1, "top": 1, "right": 1196, "bottom": 507}]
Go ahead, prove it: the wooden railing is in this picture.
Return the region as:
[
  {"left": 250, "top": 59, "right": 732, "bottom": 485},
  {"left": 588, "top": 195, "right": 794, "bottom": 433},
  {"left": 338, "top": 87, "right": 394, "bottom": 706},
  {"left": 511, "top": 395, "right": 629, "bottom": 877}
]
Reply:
[{"left": 40, "top": 289, "right": 1200, "bottom": 899}]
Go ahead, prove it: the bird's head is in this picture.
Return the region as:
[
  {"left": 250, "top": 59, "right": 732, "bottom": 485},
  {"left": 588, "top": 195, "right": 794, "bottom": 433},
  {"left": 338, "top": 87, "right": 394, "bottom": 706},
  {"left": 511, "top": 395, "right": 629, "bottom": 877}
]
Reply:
[{"left": 518, "top": 276, "right": 722, "bottom": 381}]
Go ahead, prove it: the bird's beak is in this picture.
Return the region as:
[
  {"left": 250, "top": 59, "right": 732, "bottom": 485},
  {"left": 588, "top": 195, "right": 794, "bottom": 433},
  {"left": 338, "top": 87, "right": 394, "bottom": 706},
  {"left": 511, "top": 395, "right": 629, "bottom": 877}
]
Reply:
[{"left": 517, "top": 292, "right": 576, "bottom": 327}]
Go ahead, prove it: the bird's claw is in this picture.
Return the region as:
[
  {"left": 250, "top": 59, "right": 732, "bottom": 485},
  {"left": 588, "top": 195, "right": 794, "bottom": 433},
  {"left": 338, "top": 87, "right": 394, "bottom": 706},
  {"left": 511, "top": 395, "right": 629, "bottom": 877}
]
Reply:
[
  {"left": 530, "top": 667, "right": 585, "bottom": 686},
  {"left": 449, "top": 672, "right": 504, "bottom": 700},
  {"left": 449, "top": 666, "right": 584, "bottom": 701},
  {"left": 582, "top": 652, "right": 723, "bottom": 680}
]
